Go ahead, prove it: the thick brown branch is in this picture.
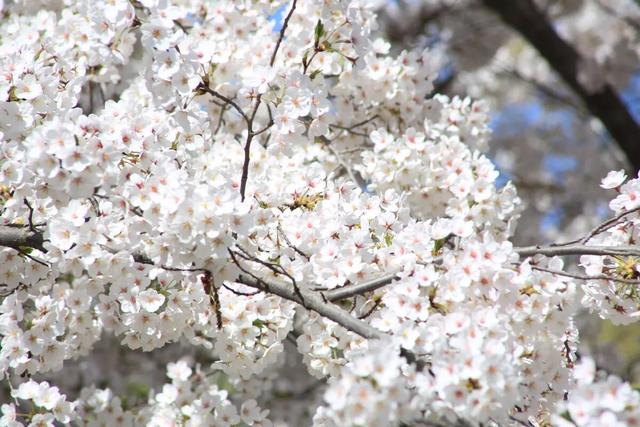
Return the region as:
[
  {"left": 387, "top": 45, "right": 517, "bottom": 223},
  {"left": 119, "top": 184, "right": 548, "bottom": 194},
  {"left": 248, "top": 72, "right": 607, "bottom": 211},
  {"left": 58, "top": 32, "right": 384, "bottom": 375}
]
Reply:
[
  {"left": 322, "top": 274, "right": 398, "bottom": 302},
  {"left": 385, "top": 4, "right": 452, "bottom": 44},
  {"left": 515, "top": 244, "right": 640, "bottom": 258},
  {"left": 481, "top": 0, "right": 640, "bottom": 173},
  {"left": 238, "top": 274, "right": 384, "bottom": 340},
  {"left": 0, "top": 225, "right": 46, "bottom": 252},
  {"left": 234, "top": 275, "right": 425, "bottom": 370}
]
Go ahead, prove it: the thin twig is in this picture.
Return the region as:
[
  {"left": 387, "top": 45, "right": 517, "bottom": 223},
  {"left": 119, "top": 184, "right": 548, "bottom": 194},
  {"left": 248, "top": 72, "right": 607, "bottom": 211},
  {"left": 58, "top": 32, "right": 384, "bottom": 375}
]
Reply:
[
  {"left": 230, "top": 245, "right": 307, "bottom": 307},
  {"left": 269, "top": 0, "right": 298, "bottom": 67},
  {"left": 23, "top": 198, "right": 37, "bottom": 232},
  {"left": 324, "top": 142, "right": 366, "bottom": 188},
  {"left": 333, "top": 114, "right": 379, "bottom": 132},
  {"left": 234, "top": 245, "right": 291, "bottom": 279},
  {"left": 0, "top": 283, "right": 25, "bottom": 297},
  {"left": 239, "top": 0, "right": 298, "bottom": 201},
  {"left": 15, "top": 247, "right": 49, "bottom": 267},
  {"left": 239, "top": 99, "right": 259, "bottom": 201},
  {"left": 358, "top": 298, "right": 381, "bottom": 319},
  {"left": 328, "top": 124, "right": 369, "bottom": 138},
  {"left": 277, "top": 224, "right": 310, "bottom": 260},
  {"left": 548, "top": 206, "right": 640, "bottom": 247},
  {"left": 335, "top": 146, "right": 370, "bottom": 155},
  {"left": 530, "top": 265, "right": 640, "bottom": 285},
  {"left": 228, "top": 248, "right": 267, "bottom": 284},
  {"left": 502, "top": 68, "right": 585, "bottom": 115},
  {"left": 127, "top": 250, "right": 209, "bottom": 273},
  {"left": 579, "top": 206, "right": 640, "bottom": 245},
  {"left": 214, "top": 104, "right": 228, "bottom": 135},
  {"left": 252, "top": 120, "right": 274, "bottom": 137},
  {"left": 222, "top": 283, "right": 261, "bottom": 296},
  {"left": 199, "top": 85, "right": 249, "bottom": 124}
]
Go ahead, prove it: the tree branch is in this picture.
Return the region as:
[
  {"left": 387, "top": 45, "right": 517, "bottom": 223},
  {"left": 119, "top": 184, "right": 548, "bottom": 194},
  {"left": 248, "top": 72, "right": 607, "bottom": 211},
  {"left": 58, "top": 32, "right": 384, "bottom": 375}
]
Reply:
[
  {"left": 0, "top": 225, "right": 46, "bottom": 252},
  {"left": 384, "top": 3, "right": 453, "bottom": 44},
  {"left": 529, "top": 264, "right": 640, "bottom": 285},
  {"left": 269, "top": 0, "right": 298, "bottom": 68},
  {"left": 515, "top": 244, "right": 640, "bottom": 258},
  {"left": 481, "top": 0, "right": 640, "bottom": 173},
  {"left": 0, "top": 223, "right": 387, "bottom": 339},
  {"left": 322, "top": 274, "right": 398, "bottom": 302},
  {"left": 238, "top": 274, "right": 385, "bottom": 340},
  {"left": 238, "top": 0, "right": 297, "bottom": 201},
  {"left": 199, "top": 85, "right": 249, "bottom": 124}
]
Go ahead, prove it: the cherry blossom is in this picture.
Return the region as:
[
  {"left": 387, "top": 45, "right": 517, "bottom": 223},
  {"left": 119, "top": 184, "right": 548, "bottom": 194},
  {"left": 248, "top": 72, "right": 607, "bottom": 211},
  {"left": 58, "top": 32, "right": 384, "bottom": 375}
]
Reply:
[{"left": 0, "top": 1, "right": 637, "bottom": 426}]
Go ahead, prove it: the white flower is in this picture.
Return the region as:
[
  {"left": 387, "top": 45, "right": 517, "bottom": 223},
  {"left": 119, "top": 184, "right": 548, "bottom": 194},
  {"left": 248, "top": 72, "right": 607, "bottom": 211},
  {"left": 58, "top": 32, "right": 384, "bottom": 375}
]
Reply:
[
  {"left": 138, "top": 289, "right": 165, "bottom": 312},
  {"left": 601, "top": 169, "right": 627, "bottom": 189},
  {"left": 370, "top": 128, "right": 394, "bottom": 153},
  {"left": 155, "top": 384, "right": 178, "bottom": 405},
  {"left": 14, "top": 74, "right": 42, "bottom": 100},
  {"left": 240, "top": 399, "right": 269, "bottom": 425},
  {"left": 155, "top": 49, "right": 181, "bottom": 80},
  {"left": 283, "top": 88, "right": 312, "bottom": 118},
  {"left": 166, "top": 360, "right": 192, "bottom": 382},
  {"left": 13, "top": 379, "right": 40, "bottom": 401},
  {"left": 0, "top": 403, "right": 21, "bottom": 427},
  {"left": 118, "top": 286, "right": 141, "bottom": 313},
  {"left": 28, "top": 413, "right": 55, "bottom": 427},
  {"left": 242, "top": 65, "right": 276, "bottom": 94},
  {"left": 33, "top": 383, "right": 62, "bottom": 410}
]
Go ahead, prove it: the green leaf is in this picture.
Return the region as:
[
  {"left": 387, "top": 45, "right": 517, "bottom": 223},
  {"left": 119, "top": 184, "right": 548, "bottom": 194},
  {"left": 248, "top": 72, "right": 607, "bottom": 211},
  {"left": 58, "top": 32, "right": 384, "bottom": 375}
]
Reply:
[
  {"left": 309, "top": 69, "right": 322, "bottom": 80},
  {"left": 125, "top": 382, "right": 150, "bottom": 403},
  {"left": 432, "top": 238, "right": 446, "bottom": 255},
  {"left": 330, "top": 346, "right": 344, "bottom": 359},
  {"left": 215, "top": 372, "right": 236, "bottom": 394},
  {"left": 314, "top": 20, "right": 324, "bottom": 44}
]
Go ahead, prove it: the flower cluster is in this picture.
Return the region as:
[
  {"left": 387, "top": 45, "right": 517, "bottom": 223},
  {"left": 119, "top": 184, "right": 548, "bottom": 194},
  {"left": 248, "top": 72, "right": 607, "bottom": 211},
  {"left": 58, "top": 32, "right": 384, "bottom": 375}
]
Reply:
[
  {"left": 19, "top": 359, "right": 276, "bottom": 427},
  {"left": 552, "top": 357, "right": 640, "bottom": 427},
  {"left": 579, "top": 170, "right": 640, "bottom": 324},
  {"left": 358, "top": 95, "right": 520, "bottom": 238},
  {"left": 138, "top": 360, "right": 273, "bottom": 427},
  {"left": 3, "top": 380, "right": 74, "bottom": 425},
  {"left": 313, "top": 341, "right": 413, "bottom": 427},
  {"left": 0, "top": 0, "right": 135, "bottom": 139}
]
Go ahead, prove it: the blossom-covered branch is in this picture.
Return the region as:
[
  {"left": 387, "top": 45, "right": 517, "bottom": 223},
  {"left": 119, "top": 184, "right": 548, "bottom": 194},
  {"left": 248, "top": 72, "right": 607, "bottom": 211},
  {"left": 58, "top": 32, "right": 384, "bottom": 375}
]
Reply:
[{"left": 2, "top": 1, "right": 640, "bottom": 426}]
